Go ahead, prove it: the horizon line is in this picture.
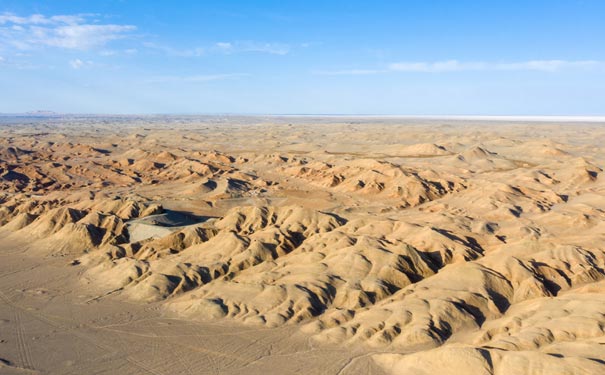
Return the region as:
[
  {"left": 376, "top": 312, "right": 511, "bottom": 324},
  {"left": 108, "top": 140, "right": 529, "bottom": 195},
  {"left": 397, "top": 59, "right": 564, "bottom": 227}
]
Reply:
[{"left": 2, "top": 112, "right": 605, "bottom": 122}]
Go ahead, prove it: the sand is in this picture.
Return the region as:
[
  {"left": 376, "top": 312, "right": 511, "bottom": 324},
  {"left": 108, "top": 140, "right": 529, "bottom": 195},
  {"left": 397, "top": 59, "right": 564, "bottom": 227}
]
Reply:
[{"left": 0, "top": 115, "right": 604, "bottom": 374}]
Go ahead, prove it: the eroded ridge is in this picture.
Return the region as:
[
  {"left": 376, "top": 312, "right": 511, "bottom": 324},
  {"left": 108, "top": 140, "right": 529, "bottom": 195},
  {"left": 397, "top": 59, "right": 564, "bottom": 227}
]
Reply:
[{"left": 1, "top": 118, "right": 604, "bottom": 374}]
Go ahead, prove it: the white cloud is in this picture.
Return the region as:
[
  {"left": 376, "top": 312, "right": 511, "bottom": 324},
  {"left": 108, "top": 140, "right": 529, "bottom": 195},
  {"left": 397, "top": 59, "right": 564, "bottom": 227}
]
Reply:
[
  {"left": 0, "top": 13, "right": 48, "bottom": 25},
  {"left": 99, "top": 50, "right": 117, "bottom": 56},
  {"left": 145, "top": 40, "right": 289, "bottom": 57},
  {"left": 212, "top": 41, "right": 290, "bottom": 55},
  {"left": 316, "top": 60, "right": 603, "bottom": 76},
  {"left": 497, "top": 60, "right": 600, "bottom": 72},
  {"left": 1, "top": 12, "right": 293, "bottom": 61},
  {"left": 99, "top": 48, "right": 137, "bottom": 57},
  {"left": 0, "top": 55, "right": 40, "bottom": 69},
  {"left": 216, "top": 42, "right": 232, "bottom": 50},
  {"left": 69, "top": 58, "right": 84, "bottom": 69},
  {"left": 388, "top": 59, "right": 601, "bottom": 73},
  {"left": 0, "top": 13, "right": 89, "bottom": 25},
  {"left": 146, "top": 73, "right": 250, "bottom": 83},
  {"left": 34, "top": 24, "right": 135, "bottom": 49},
  {"left": 240, "top": 42, "right": 289, "bottom": 55},
  {"left": 314, "top": 69, "right": 385, "bottom": 76},
  {"left": 69, "top": 58, "right": 93, "bottom": 69},
  {"left": 0, "top": 12, "right": 135, "bottom": 50},
  {"left": 143, "top": 42, "right": 204, "bottom": 57}
]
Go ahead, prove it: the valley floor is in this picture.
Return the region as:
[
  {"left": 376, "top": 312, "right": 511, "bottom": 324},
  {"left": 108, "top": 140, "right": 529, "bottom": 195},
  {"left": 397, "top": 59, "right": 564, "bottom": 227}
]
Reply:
[{"left": 0, "top": 241, "right": 384, "bottom": 374}]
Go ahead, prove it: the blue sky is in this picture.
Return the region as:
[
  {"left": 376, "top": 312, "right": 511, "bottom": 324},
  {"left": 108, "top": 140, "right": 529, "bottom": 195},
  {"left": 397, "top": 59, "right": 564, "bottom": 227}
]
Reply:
[{"left": 0, "top": 0, "right": 604, "bottom": 115}]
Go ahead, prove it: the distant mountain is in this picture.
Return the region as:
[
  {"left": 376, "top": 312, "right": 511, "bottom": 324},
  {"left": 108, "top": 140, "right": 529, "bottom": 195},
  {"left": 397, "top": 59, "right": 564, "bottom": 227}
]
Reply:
[
  {"left": 0, "top": 110, "right": 62, "bottom": 117},
  {"left": 25, "top": 110, "right": 61, "bottom": 116}
]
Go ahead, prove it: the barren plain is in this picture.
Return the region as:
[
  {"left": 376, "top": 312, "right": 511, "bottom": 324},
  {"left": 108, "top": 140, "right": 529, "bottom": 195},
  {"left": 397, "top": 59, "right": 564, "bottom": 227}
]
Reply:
[{"left": 1, "top": 116, "right": 604, "bottom": 374}]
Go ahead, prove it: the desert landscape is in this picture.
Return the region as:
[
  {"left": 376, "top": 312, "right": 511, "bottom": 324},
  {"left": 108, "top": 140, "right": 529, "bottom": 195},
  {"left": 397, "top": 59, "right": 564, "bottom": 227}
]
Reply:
[{"left": 0, "top": 115, "right": 603, "bottom": 374}]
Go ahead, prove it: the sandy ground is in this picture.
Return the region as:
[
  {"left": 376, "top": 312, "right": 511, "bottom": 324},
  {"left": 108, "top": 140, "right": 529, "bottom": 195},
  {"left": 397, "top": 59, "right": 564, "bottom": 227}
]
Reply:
[
  {"left": 1, "top": 116, "right": 605, "bottom": 374},
  {"left": 0, "top": 241, "right": 384, "bottom": 375}
]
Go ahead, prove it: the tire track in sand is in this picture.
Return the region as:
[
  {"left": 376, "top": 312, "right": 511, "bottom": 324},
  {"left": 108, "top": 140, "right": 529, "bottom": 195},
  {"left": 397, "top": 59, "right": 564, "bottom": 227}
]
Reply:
[
  {"left": 0, "top": 290, "right": 35, "bottom": 370},
  {"left": 0, "top": 289, "right": 167, "bottom": 375}
]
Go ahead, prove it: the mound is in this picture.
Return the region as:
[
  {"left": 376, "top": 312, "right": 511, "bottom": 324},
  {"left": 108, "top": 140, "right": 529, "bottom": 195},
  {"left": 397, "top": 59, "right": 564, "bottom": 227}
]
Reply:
[
  {"left": 3, "top": 119, "right": 605, "bottom": 374},
  {"left": 373, "top": 345, "right": 605, "bottom": 375},
  {"left": 80, "top": 206, "right": 346, "bottom": 305},
  {"left": 401, "top": 143, "right": 450, "bottom": 156},
  {"left": 283, "top": 159, "right": 465, "bottom": 206},
  {"left": 0, "top": 197, "right": 164, "bottom": 255},
  {"left": 380, "top": 143, "right": 451, "bottom": 157}
]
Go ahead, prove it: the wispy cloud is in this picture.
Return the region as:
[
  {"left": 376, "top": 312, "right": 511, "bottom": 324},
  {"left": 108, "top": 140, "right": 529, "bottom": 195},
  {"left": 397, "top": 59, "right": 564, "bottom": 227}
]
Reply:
[
  {"left": 99, "top": 48, "right": 137, "bottom": 57},
  {"left": 240, "top": 42, "right": 289, "bottom": 55},
  {"left": 317, "top": 59, "right": 603, "bottom": 76},
  {"left": 0, "top": 12, "right": 135, "bottom": 50},
  {"left": 0, "top": 55, "right": 42, "bottom": 70},
  {"left": 214, "top": 41, "right": 290, "bottom": 55},
  {"left": 143, "top": 42, "right": 205, "bottom": 57},
  {"left": 314, "top": 69, "right": 384, "bottom": 76},
  {"left": 145, "top": 73, "right": 250, "bottom": 83},
  {"left": 0, "top": 13, "right": 88, "bottom": 25},
  {"left": 388, "top": 59, "right": 601, "bottom": 72},
  {"left": 143, "top": 40, "right": 290, "bottom": 57},
  {"left": 1, "top": 12, "right": 292, "bottom": 60},
  {"left": 215, "top": 42, "right": 232, "bottom": 50},
  {"left": 69, "top": 58, "right": 94, "bottom": 69}
]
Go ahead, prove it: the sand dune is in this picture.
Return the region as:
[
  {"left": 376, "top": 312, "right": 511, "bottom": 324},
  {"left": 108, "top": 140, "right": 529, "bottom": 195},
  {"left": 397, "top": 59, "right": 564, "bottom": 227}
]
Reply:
[{"left": 1, "top": 117, "right": 604, "bottom": 374}]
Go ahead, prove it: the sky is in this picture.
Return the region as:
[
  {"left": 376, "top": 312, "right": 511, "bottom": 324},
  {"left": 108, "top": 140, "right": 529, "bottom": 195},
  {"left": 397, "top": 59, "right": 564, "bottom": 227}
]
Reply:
[{"left": 0, "top": 0, "right": 604, "bottom": 115}]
